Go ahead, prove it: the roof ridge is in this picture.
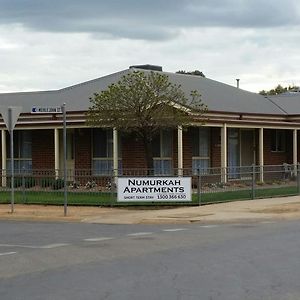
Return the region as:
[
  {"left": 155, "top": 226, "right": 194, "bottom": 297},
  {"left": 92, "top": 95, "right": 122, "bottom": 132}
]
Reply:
[
  {"left": 0, "top": 69, "right": 131, "bottom": 96},
  {"left": 265, "top": 95, "right": 289, "bottom": 115}
]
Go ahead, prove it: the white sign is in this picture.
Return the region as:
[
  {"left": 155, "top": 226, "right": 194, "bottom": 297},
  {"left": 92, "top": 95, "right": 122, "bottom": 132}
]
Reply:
[
  {"left": 117, "top": 177, "right": 192, "bottom": 202},
  {"left": 31, "top": 106, "right": 62, "bottom": 114}
]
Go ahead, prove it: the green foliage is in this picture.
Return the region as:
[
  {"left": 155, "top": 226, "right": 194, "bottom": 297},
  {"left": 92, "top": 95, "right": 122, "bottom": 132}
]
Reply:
[
  {"left": 12, "top": 177, "right": 23, "bottom": 188},
  {"left": 176, "top": 70, "right": 206, "bottom": 77},
  {"left": 86, "top": 70, "right": 207, "bottom": 169},
  {"left": 51, "top": 178, "right": 65, "bottom": 190},
  {"left": 259, "top": 84, "right": 299, "bottom": 96},
  {"left": 87, "top": 70, "right": 207, "bottom": 132},
  {"left": 41, "top": 177, "right": 55, "bottom": 188},
  {"left": 24, "top": 177, "right": 36, "bottom": 188},
  {"left": 12, "top": 177, "right": 36, "bottom": 188}
]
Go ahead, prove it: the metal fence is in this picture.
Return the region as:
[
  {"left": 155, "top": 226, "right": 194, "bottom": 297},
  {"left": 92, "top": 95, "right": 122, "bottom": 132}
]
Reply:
[{"left": 0, "top": 164, "right": 299, "bottom": 206}]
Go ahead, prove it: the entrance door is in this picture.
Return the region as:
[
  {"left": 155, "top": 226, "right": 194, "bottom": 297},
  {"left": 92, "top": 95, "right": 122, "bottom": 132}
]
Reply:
[{"left": 228, "top": 129, "right": 255, "bottom": 179}]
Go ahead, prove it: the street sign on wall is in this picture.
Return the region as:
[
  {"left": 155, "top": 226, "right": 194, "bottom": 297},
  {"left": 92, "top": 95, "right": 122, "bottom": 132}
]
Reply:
[
  {"left": 117, "top": 177, "right": 192, "bottom": 202},
  {"left": 31, "top": 106, "right": 62, "bottom": 113}
]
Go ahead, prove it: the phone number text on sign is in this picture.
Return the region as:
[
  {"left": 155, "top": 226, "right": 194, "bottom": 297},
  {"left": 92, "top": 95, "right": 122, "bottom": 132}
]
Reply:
[{"left": 117, "top": 177, "right": 192, "bottom": 202}]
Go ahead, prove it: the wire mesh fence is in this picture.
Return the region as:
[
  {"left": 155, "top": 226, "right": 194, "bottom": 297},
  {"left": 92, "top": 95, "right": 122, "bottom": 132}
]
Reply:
[{"left": 0, "top": 164, "right": 299, "bottom": 206}]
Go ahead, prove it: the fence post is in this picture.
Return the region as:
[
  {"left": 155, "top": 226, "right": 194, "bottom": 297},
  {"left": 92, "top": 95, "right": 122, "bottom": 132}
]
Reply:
[
  {"left": 22, "top": 167, "right": 26, "bottom": 203},
  {"left": 197, "top": 168, "right": 201, "bottom": 206},
  {"left": 297, "top": 163, "right": 300, "bottom": 195},
  {"left": 110, "top": 169, "right": 116, "bottom": 206},
  {"left": 252, "top": 164, "right": 256, "bottom": 200}
]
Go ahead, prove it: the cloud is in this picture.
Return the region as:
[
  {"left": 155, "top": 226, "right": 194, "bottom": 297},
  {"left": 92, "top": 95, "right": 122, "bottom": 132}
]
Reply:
[
  {"left": 0, "top": 1, "right": 300, "bottom": 94},
  {"left": 0, "top": 0, "right": 299, "bottom": 40},
  {"left": 1, "top": 23, "right": 300, "bottom": 94}
]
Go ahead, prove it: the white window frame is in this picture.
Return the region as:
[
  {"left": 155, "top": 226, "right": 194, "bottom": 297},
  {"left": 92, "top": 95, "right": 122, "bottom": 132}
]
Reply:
[
  {"left": 92, "top": 129, "right": 122, "bottom": 176},
  {"left": 6, "top": 130, "right": 32, "bottom": 173},
  {"left": 153, "top": 129, "right": 173, "bottom": 175}
]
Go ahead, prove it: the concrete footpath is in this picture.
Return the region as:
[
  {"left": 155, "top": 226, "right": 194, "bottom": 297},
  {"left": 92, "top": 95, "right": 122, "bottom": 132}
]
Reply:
[{"left": 0, "top": 196, "right": 300, "bottom": 224}]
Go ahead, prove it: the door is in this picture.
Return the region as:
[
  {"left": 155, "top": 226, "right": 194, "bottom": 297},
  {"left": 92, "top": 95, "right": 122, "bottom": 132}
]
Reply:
[
  {"left": 227, "top": 129, "right": 255, "bottom": 179},
  {"left": 240, "top": 129, "right": 255, "bottom": 178}
]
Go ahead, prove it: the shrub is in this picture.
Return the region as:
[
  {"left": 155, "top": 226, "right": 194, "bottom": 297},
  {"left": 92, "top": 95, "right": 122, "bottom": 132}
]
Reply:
[
  {"left": 52, "top": 178, "right": 65, "bottom": 190},
  {"left": 12, "top": 177, "right": 23, "bottom": 188},
  {"left": 24, "top": 177, "right": 36, "bottom": 188},
  {"left": 10, "top": 177, "right": 35, "bottom": 188},
  {"left": 41, "top": 177, "right": 55, "bottom": 188}
]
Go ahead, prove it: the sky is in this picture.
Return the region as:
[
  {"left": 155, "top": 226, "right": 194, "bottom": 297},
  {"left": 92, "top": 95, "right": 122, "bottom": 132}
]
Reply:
[{"left": 0, "top": 0, "right": 300, "bottom": 93}]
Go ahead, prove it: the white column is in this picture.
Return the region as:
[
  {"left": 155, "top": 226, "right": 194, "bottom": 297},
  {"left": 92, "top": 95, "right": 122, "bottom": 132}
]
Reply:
[
  {"left": 113, "top": 128, "right": 118, "bottom": 177},
  {"left": 221, "top": 123, "right": 227, "bottom": 183},
  {"left": 293, "top": 129, "right": 297, "bottom": 175},
  {"left": 259, "top": 128, "right": 264, "bottom": 182},
  {"left": 1, "top": 130, "right": 7, "bottom": 187},
  {"left": 177, "top": 125, "right": 183, "bottom": 176},
  {"left": 54, "top": 128, "right": 60, "bottom": 178}
]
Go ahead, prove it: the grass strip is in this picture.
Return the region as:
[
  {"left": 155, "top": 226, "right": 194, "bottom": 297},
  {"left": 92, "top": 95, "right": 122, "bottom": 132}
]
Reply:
[{"left": 0, "top": 185, "right": 297, "bottom": 206}]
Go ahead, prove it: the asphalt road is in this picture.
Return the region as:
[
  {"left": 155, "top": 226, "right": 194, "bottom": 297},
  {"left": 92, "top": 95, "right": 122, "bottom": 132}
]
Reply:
[{"left": 1, "top": 220, "right": 300, "bottom": 300}]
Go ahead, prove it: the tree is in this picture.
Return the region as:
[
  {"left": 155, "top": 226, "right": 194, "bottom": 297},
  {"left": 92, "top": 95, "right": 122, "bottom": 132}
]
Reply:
[
  {"left": 176, "top": 70, "right": 206, "bottom": 77},
  {"left": 87, "top": 70, "right": 207, "bottom": 171},
  {"left": 259, "top": 84, "right": 299, "bottom": 96}
]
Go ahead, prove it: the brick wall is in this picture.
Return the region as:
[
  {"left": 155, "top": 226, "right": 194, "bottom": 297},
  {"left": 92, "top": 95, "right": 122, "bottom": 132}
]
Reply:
[
  {"left": 122, "top": 135, "right": 147, "bottom": 169},
  {"left": 74, "top": 128, "right": 92, "bottom": 170},
  {"left": 32, "top": 129, "right": 55, "bottom": 169},
  {"left": 211, "top": 127, "right": 221, "bottom": 168},
  {"left": 0, "top": 137, "right": 1, "bottom": 169}
]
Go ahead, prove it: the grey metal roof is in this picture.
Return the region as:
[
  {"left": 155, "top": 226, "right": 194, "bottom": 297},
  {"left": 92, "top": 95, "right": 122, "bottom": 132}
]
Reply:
[
  {"left": 156, "top": 70, "right": 286, "bottom": 115},
  {"left": 0, "top": 69, "right": 130, "bottom": 114},
  {"left": 266, "top": 93, "right": 300, "bottom": 115},
  {"left": 0, "top": 68, "right": 289, "bottom": 115}
]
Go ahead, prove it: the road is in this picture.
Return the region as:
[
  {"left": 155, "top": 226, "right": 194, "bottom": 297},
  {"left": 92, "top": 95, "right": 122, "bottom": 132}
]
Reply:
[{"left": 1, "top": 220, "right": 300, "bottom": 299}]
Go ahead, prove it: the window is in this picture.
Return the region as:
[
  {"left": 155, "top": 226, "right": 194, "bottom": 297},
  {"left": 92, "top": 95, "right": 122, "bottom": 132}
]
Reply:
[
  {"left": 191, "top": 127, "right": 210, "bottom": 174},
  {"left": 92, "top": 129, "right": 121, "bottom": 175},
  {"left": 271, "top": 130, "right": 286, "bottom": 152},
  {"left": 6, "top": 131, "right": 32, "bottom": 173},
  {"left": 152, "top": 129, "right": 173, "bottom": 175}
]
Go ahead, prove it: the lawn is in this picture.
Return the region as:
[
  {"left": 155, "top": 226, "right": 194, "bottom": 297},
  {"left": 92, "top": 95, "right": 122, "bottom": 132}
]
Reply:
[
  {"left": 0, "top": 191, "right": 114, "bottom": 206},
  {"left": 0, "top": 184, "right": 298, "bottom": 206},
  {"left": 199, "top": 185, "right": 298, "bottom": 204}
]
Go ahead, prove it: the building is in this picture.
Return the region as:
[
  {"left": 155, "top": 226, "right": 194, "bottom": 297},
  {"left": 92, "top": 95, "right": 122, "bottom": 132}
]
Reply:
[{"left": 0, "top": 65, "right": 300, "bottom": 184}]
